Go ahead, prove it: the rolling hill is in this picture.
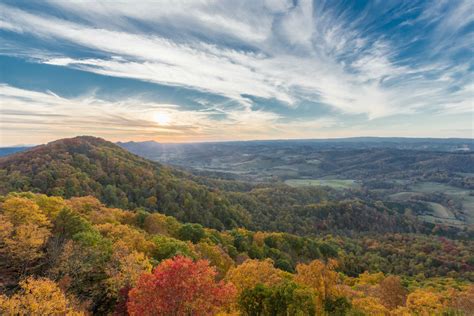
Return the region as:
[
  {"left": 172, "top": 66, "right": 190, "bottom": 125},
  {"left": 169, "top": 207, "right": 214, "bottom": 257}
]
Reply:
[
  {"left": 118, "top": 139, "right": 474, "bottom": 182},
  {"left": 1, "top": 136, "right": 470, "bottom": 238}
]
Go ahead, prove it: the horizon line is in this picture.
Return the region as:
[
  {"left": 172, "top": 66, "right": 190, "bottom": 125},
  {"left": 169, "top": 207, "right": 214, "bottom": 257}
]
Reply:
[{"left": 2, "top": 135, "right": 473, "bottom": 148}]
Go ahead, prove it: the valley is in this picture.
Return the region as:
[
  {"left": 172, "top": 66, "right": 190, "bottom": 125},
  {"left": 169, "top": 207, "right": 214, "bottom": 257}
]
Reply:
[{"left": 119, "top": 138, "right": 474, "bottom": 230}]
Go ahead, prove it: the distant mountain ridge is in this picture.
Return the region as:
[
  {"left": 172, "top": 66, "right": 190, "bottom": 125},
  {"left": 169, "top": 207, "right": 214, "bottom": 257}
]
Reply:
[
  {"left": 118, "top": 137, "right": 473, "bottom": 152},
  {"left": 1, "top": 137, "right": 471, "bottom": 159},
  {"left": 116, "top": 140, "right": 166, "bottom": 157},
  {"left": 0, "top": 146, "right": 30, "bottom": 157}
]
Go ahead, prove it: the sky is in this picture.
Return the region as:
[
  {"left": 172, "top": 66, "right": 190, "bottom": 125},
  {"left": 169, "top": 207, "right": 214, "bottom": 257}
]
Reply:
[{"left": 0, "top": 0, "right": 473, "bottom": 145}]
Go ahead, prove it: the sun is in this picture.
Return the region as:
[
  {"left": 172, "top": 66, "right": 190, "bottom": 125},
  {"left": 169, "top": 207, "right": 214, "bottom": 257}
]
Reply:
[{"left": 153, "top": 112, "right": 171, "bottom": 125}]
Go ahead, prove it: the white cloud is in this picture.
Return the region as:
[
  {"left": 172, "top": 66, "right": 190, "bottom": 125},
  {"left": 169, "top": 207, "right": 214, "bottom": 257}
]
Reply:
[
  {"left": 0, "top": 0, "right": 472, "bottom": 127},
  {"left": 45, "top": 0, "right": 275, "bottom": 43},
  {"left": 0, "top": 84, "right": 306, "bottom": 143},
  {"left": 276, "top": 0, "right": 314, "bottom": 47},
  {"left": 1, "top": 83, "right": 471, "bottom": 145}
]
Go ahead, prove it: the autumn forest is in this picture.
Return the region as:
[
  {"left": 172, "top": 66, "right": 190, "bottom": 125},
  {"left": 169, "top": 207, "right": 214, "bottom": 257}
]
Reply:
[{"left": 0, "top": 136, "right": 472, "bottom": 315}]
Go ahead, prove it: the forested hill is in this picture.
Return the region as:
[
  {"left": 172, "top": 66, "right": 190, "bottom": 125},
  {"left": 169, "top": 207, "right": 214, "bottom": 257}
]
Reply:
[
  {"left": 0, "top": 136, "right": 465, "bottom": 237},
  {"left": 0, "top": 136, "right": 251, "bottom": 230}
]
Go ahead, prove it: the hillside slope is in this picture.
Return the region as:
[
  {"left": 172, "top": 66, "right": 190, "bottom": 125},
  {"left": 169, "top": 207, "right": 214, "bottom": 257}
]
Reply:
[{"left": 0, "top": 136, "right": 251, "bottom": 230}]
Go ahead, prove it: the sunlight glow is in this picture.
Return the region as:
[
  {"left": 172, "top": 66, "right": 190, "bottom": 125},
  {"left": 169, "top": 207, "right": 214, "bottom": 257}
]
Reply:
[{"left": 153, "top": 112, "right": 171, "bottom": 125}]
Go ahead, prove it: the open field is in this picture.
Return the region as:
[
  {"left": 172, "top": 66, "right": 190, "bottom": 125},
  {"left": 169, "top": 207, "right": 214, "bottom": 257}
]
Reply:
[
  {"left": 408, "top": 182, "right": 474, "bottom": 224},
  {"left": 284, "top": 179, "right": 359, "bottom": 189},
  {"left": 419, "top": 215, "right": 465, "bottom": 226},
  {"left": 426, "top": 202, "right": 454, "bottom": 219},
  {"left": 389, "top": 192, "right": 424, "bottom": 200},
  {"left": 409, "top": 182, "right": 470, "bottom": 196},
  {"left": 410, "top": 182, "right": 473, "bottom": 210}
]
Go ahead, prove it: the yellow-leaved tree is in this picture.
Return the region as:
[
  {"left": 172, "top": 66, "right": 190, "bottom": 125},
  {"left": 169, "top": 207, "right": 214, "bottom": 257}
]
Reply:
[
  {"left": 406, "top": 289, "right": 444, "bottom": 315},
  {"left": 143, "top": 212, "right": 181, "bottom": 236},
  {"left": 226, "top": 259, "right": 289, "bottom": 293},
  {"left": 294, "top": 259, "right": 342, "bottom": 310},
  {"left": 105, "top": 241, "right": 152, "bottom": 297},
  {"left": 34, "top": 194, "right": 66, "bottom": 220},
  {"left": 0, "top": 277, "right": 83, "bottom": 315},
  {"left": 95, "top": 223, "right": 154, "bottom": 255},
  {"left": 2, "top": 196, "right": 50, "bottom": 227},
  {"left": 0, "top": 197, "right": 51, "bottom": 270},
  {"left": 352, "top": 297, "right": 389, "bottom": 315},
  {"left": 196, "top": 242, "right": 234, "bottom": 278}
]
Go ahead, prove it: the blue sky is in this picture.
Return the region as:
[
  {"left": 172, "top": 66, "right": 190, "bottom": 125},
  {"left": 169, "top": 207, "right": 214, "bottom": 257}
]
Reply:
[{"left": 0, "top": 0, "right": 472, "bottom": 145}]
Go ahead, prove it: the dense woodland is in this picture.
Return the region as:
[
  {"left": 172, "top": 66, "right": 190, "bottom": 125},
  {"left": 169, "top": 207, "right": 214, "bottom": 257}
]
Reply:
[
  {"left": 1, "top": 137, "right": 471, "bottom": 239},
  {"left": 0, "top": 193, "right": 473, "bottom": 315},
  {"left": 0, "top": 137, "right": 251, "bottom": 230},
  {"left": 0, "top": 136, "right": 473, "bottom": 315}
]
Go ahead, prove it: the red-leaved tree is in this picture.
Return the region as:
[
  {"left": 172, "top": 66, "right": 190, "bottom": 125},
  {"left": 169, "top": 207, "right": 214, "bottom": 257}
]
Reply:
[{"left": 127, "top": 256, "right": 236, "bottom": 315}]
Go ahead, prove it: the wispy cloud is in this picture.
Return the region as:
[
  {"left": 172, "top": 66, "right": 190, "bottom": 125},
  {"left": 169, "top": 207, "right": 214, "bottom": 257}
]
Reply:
[
  {"left": 2, "top": 84, "right": 333, "bottom": 144},
  {"left": 0, "top": 0, "right": 472, "bottom": 144}
]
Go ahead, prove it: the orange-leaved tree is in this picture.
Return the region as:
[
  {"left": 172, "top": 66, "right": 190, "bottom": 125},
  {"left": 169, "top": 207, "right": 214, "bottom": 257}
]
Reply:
[{"left": 127, "top": 256, "right": 236, "bottom": 316}]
